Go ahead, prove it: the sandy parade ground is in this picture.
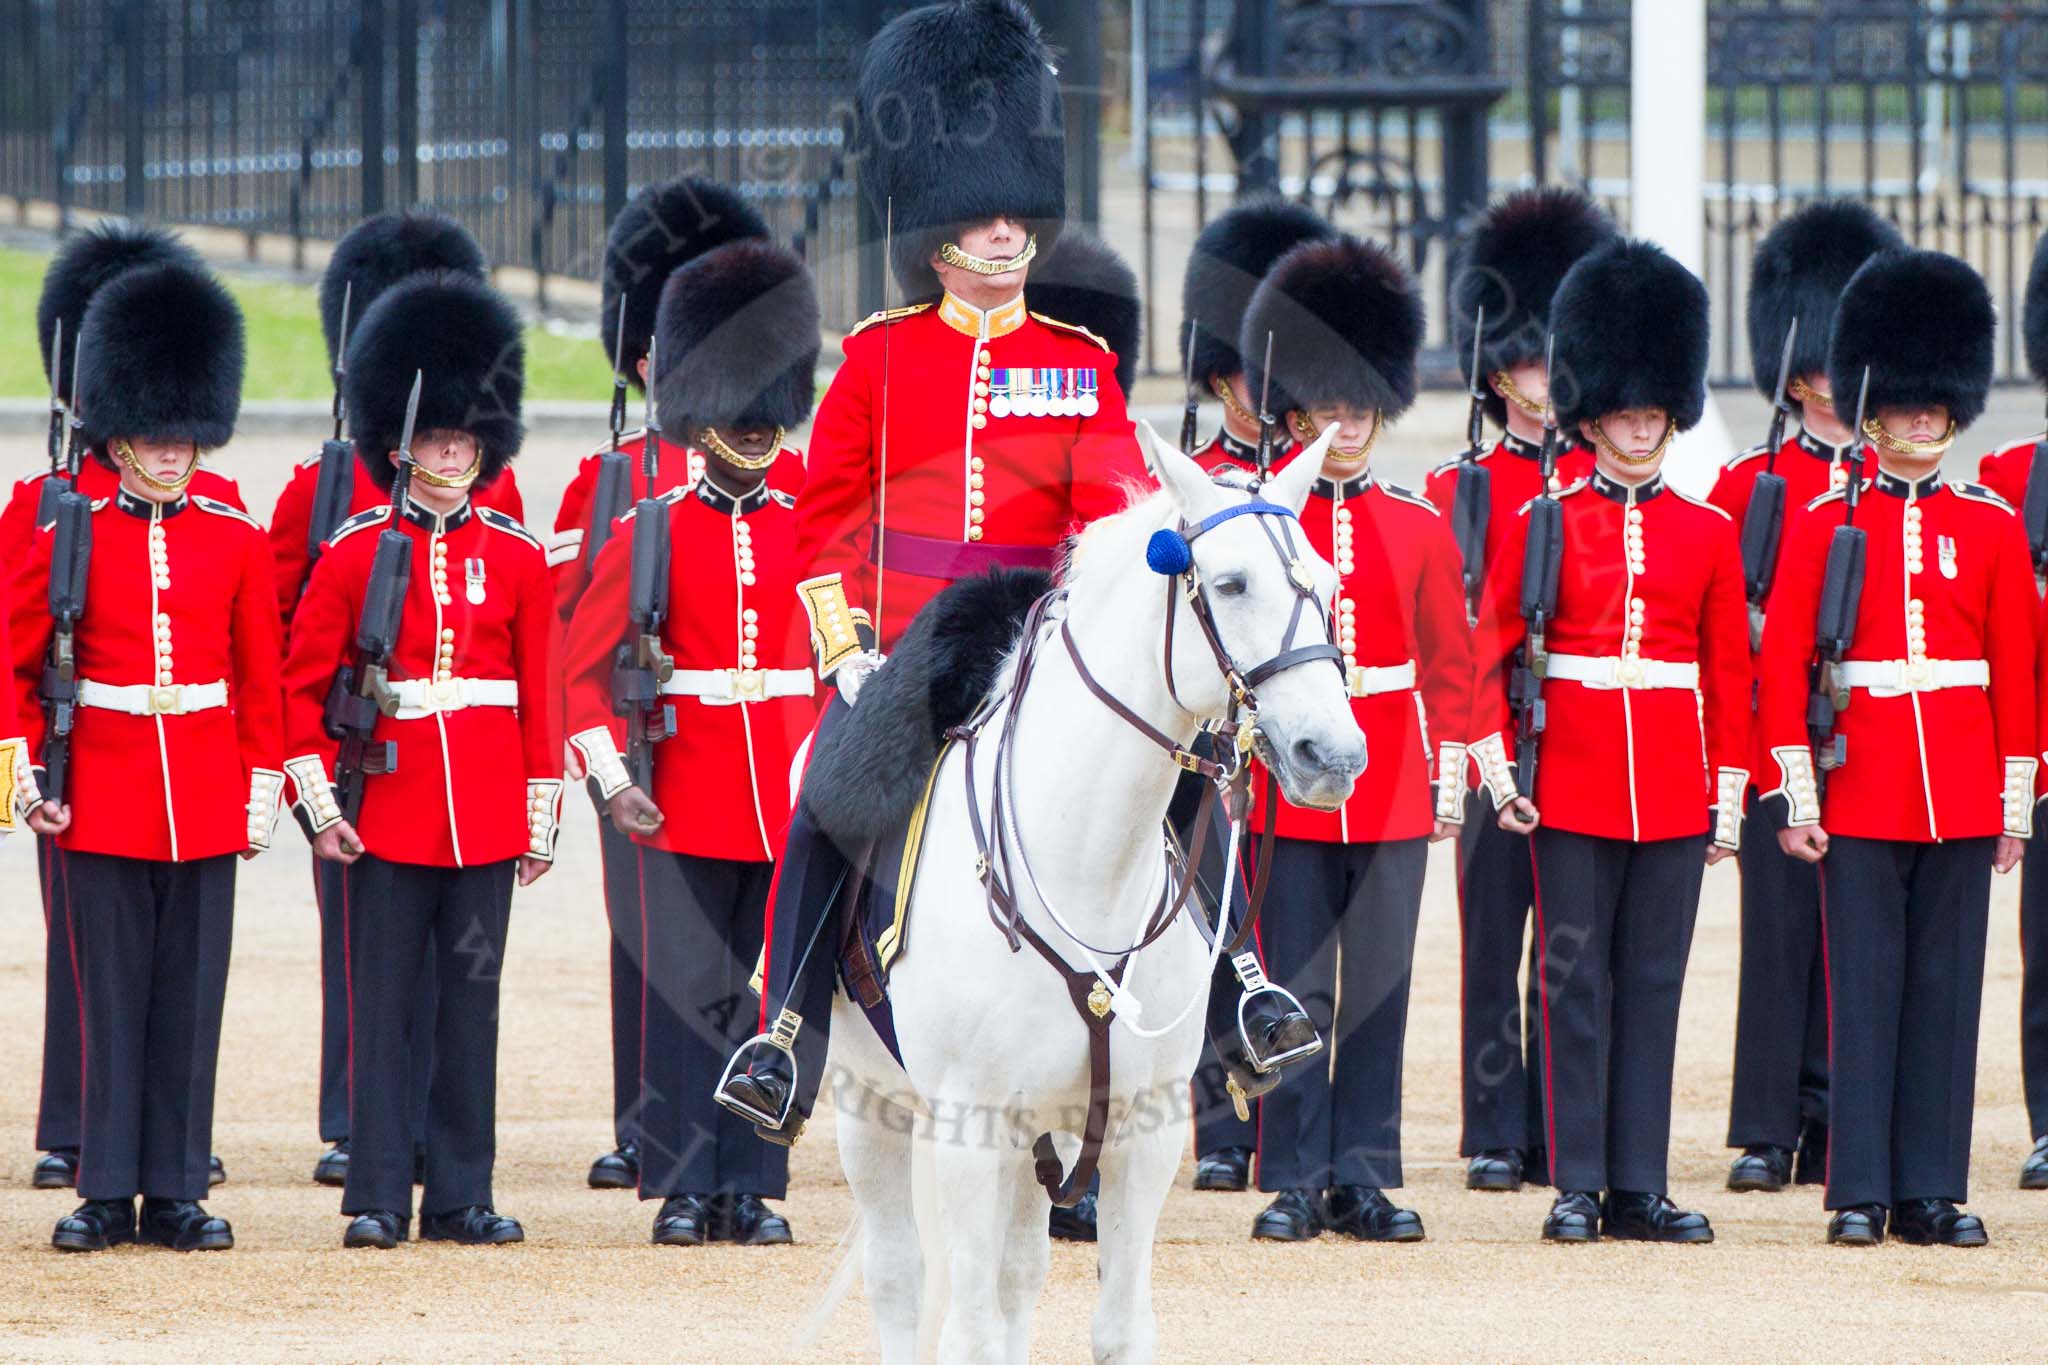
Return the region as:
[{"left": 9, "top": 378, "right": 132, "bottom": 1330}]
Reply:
[{"left": 4, "top": 402, "right": 2048, "bottom": 1362}]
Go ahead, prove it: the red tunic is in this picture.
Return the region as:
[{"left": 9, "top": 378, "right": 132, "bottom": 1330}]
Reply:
[
  {"left": 561, "top": 477, "right": 819, "bottom": 861},
  {"left": 1247, "top": 475, "right": 1472, "bottom": 843},
  {"left": 267, "top": 452, "right": 525, "bottom": 628},
  {"left": 1421, "top": 432, "right": 1597, "bottom": 579},
  {"left": 1758, "top": 470, "right": 2036, "bottom": 841},
  {"left": 2, "top": 460, "right": 244, "bottom": 579},
  {"left": 9, "top": 488, "right": 283, "bottom": 861},
  {"left": 546, "top": 430, "right": 804, "bottom": 622},
  {"left": 793, "top": 292, "right": 1147, "bottom": 669},
  {"left": 281, "top": 500, "right": 563, "bottom": 867},
  {"left": 1976, "top": 432, "right": 2047, "bottom": 510},
  {"left": 1470, "top": 470, "right": 1752, "bottom": 844}
]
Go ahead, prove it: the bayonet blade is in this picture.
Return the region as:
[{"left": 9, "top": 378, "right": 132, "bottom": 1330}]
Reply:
[
  {"left": 1849, "top": 365, "right": 1871, "bottom": 452},
  {"left": 643, "top": 335, "right": 660, "bottom": 437},
  {"left": 48, "top": 316, "right": 64, "bottom": 414},
  {"left": 335, "top": 282, "right": 353, "bottom": 382},
  {"left": 1468, "top": 304, "right": 1486, "bottom": 400},
  {"left": 396, "top": 370, "right": 424, "bottom": 467},
  {"left": 1258, "top": 330, "right": 1275, "bottom": 421},
  {"left": 1773, "top": 316, "right": 1799, "bottom": 409}
]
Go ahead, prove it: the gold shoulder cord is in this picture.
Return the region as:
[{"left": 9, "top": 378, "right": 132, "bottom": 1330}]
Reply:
[{"left": 1862, "top": 417, "right": 1957, "bottom": 459}]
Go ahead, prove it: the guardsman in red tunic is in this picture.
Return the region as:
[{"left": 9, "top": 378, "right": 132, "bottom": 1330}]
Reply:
[
  {"left": 281, "top": 272, "right": 560, "bottom": 1250},
  {"left": 1760, "top": 248, "right": 2032, "bottom": 1248},
  {"left": 12, "top": 261, "right": 281, "bottom": 1254},
  {"left": 563, "top": 238, "right": 821, "bottom": 1247},
  {"left": 1425, "top": 188, "right": 1610, "bottom": 1194},
  {"left": 1172, "top": 197, "right": 1336, "bottom": 1190},
  {"left": 2010, "top": 235, "right": 2048, "bottom": 1192},
  {"left": 1710, "top": 201, "right": 1901, "bottom": 1196},
  {"left": 3, "top": 225, "right": 246, "bottom": 1196},
  {"left": 269, "top": 211, "right": 516, "bottom": 1193},
  {"left": 1233, "top": 237, "right": 1472, "bottom": 1244},
  {"left": 552, "top": 178, "right": 803, "bottom": 1193},
  {"left": 717, "top": 4, "right": 1186, "bottom": 1203},
  {"left": 1472, "top": 240, "right": 1748, "bottom": 1244}
]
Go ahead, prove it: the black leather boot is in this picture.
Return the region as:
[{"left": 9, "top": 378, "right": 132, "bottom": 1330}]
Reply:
[
  {"left": 1825, "top": 1204, "right": 1885, "bottom": 1247},
  {"left": 1251, "top": 1189, "right": 1324, "bottom": 1242},
  {"left": 1325, "top": 1186, "right": 1424, "bottom": 1242},
  {"left": 2021, "top": 1134, "right": 2048, "bottom": 1191},
  {"left": 587, "top": 1140, "right": 640, "bottom": 1190},
  {"left": 652, "top": 1194, "right": 714, "bottom": 1246},
  {"left": 718, "top": 1193, "right": 793, "bottom": 1245},
  {"left": 420, "top": 1206, "right": 525, "bottom": 1245},
  {"left": 1889, "top": 1198, "right": 1987, "bottom": 1247},
  {"left": 1793, "top": 1117, "right": 1828, "bottom": 1186},
  {"left": 1726, "top": 1145, "right": 1792, "bottom": 1192},
  {"left": 1465, "top": 1149, "right": 1524, "bottom": 1192},
  {"left": 1541, "top": 1190, "right": 1600, "bottom": 1243},
  {"left": 32, "top": 1149, "right": 78, "bottom": 1191},
  {"left": 1193, "top": 1146, "right": 1251, "bottom": 1193},
  {"left": 1601, "top": 1191, "right": 1713, "bottom": 1244},
  {"left": 344, "top": 1210, "right": 409, "bottom": 1249},
  {"left": 52, "top": 1198, "right": 136, "bottom": 1252},
  {"left": 140, "top": 1199, "right": 233, "bottom": 1251},
  {"left": 313, "top": 1139, "right": 350, "bottom": 1188}
]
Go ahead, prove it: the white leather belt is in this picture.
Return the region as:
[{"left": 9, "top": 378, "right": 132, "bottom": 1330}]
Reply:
[
  {"left": 661, "top": 668, "right": 817, "bottom": 706},
  {"left": 76, "top": 678, "right": 228, "bottom": 716},
  {"left": 387, "top": 677, "right": 519, "bottom": 719},
  {"left": 1345, "top": 661, "right": 1417, "bottom": 698},
  {"left": 1836, "top": 658, "right": 1989, "bottom": 696},
  {"left": 1545, "top": 652, "right": 1700, "bottom": 691}
]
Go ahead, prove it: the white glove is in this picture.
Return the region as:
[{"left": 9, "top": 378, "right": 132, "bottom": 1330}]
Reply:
[{"left": 836, "top": 650, "right": 888, "bottom": 706}]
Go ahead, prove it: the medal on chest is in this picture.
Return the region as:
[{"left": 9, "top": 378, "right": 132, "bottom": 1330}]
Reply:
[
  {"left": 1938, "top": 534, "right": 1958, "bottom": 580},
  {"left": 466, "top": 557, "right": 487, "bottom": 605}
]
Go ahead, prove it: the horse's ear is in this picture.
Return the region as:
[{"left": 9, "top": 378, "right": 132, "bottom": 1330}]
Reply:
[
  {"left": 1266, "top": 424, "right": 1335, "bottom": 517},
  {"left": 1136, "top": 420, "right": 1213, "bottom": 516}
]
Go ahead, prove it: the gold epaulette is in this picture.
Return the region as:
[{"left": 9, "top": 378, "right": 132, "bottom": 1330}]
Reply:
[
  {"left": 847, "top": 303, "right": 933, "bottom": 338},
  {"left": 1029, "top": 312, "right": 1111, "bottom": 352}
]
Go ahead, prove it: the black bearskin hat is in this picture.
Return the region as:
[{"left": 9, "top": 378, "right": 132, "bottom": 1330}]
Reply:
[
  {"left": 1746, "top": 200, "right": 1902, "bottom": 400},
  {"left": 856, "top": 0, "right": 1065, "bottom": 299},
  {"left": 75, "top": 262, "right": 245, "bottom": 454},
  {"left": 1829, "top": 248, "right": 1995, "bottom": 431},
  {"left": 38, "top": 222, "right": 203, "bottom": 397},
  {"left": 654, "top": 240, "right": 819, "bottom": 437},
  {"left": 601, "top": 178, "right": 770, "bottom": 392},
  {"left": 345, "top": 271, "right": 525, "bottom": 491},
  {"left": 1180, "top": 198, "right": 1335, "bottom": 394},
  {"left": 1241, "top": 235, "right": 1424, "bottom": 420},
  {"left": 1024, "top": 231, "right": 1140, "bottom": 394},
  {"left": 2025, "top": 231, "right": 2048, "bottom": 387},
  {"left": 1551, "top": 239, "right": 1709, "bottom": 432},
  {"left": 1451, "top": 187, "right": 1618, "bottom": 427},
  {"left": 320, "top": 211, "right": 486, "bottom": 365}
]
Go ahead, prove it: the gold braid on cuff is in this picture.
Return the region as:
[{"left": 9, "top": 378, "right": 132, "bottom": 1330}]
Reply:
[
  {"left": 1862, "top": 417, "right": 1957, "bottom": 458},
  {"left": 938, "top": 235, "right": 1038, "bottom": 276},
  {"left": 699, "top": 425, "right": 785, "bottom": 472},
  {"left": 112, "top": 438, "right": 198, "bottom": 494}
]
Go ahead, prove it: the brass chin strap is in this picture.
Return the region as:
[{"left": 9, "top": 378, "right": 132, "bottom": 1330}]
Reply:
[
  {"left": 699, "top": 425, "right": 784, "bottom": 471},
  {"left": 1863, "top": 417, "right": 1957, "bottom": 457},
  {"left": 1493, "top": 370, "right": 1548, "bottom": 418},
  {"left": 1590, "top": 418, "right": 1674, "bottom": 466},
  {"left": 112, "top": 438, "right": 198, "bottom": 494},
  {"left": 1789, "top": 376, "right": 1834, "bottom": 412},
  {"left": 939, "top": 234, "right": 1038, "bottom": 276},
  {"left": 1288, "top": 410, "right": 1381, "bottom": 464},
  {"left": 408, "top": 446, "right": 483, "bottom": 489},
  {"left": 1211, "top": 375, "right": 1258, "bottom": 427}
]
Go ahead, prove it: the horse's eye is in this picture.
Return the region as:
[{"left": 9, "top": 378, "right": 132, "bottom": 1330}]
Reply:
[{"left": 1214, "top": 574, "right": 1248, "bottom": 597}]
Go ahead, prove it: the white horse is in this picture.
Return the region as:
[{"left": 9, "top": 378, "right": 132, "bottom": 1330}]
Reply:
[{"left": 828, "top": 424, "right": 1367, "bottom": 1364}]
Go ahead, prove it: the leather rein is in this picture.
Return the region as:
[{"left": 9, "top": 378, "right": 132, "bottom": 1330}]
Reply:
[{"left": 946, "top": 496, "right": 1342, "bottom": 1207}]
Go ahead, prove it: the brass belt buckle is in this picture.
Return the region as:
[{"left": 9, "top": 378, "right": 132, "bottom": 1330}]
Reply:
[{"left": 147, "top": 684, "right": 183, "bottom": 715}]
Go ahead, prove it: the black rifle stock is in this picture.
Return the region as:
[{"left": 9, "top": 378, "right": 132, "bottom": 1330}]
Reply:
[
  {"left": 323, "top": 372, "right": 422, "bottom": 825},
  {"left": 612, "top": 337, "right": 674, "bottom": 792},
  {"left": 37, "top": 486, "right": 92, "bottom": 805},
  {"left": 1451, "top": 304, "right": 1493, "bottom": 623},
  {"left": 583, "top": 305, "right": 636, "bottom": 573},
  {"left": 1509, "top": 335, "right": 1563, "bottom": 801},
  {"left": 1805, "top": 367, "right": 1873, "bottom": 793},
  {"left": 307, "top": 281, "right": 356, "bottom": 561},
  {"left": 1738, "top": 319, "right": 1800, "bottom": 649}
]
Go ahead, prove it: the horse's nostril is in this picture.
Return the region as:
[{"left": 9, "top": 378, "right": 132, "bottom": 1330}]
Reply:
[{"left": 1291, "top": 736, "right": 1325, "bottom": 771}]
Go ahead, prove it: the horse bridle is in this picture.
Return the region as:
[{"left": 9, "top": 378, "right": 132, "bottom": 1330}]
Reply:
[{"left": 949, "top": 493, "right": 1344, "bottom": 1210}]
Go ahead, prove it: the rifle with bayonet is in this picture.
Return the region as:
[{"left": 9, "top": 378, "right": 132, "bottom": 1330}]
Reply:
[
  {"left": 1451, "top": 305, "right": 1493, "bottom": 624},
  {"left": 1179, "top": 320, "right": 1201, "bottom": 457},
  {"left": 582, "top": 305, "right": 637, "bottom": 575},
  {"left": 1805, "top": 366, "right": 1873, "bottom": 797},
  {"left": 2021, "top": 391, "right": 2048, "bottom": 586},
  {"left": 322, "top": 371, "right": 423, "bottom": 826},
  {"left": 611, "top": 336, "right": 676, "bottom": 792},
  {"left": 1254, "top": 331, "right": 1277, "bottom": 480},
  {"left": 37, "top": 341, "right": 92, "bottom": 807},
  {"left": 307, "top": 282, "right": 359, "bottom": 562},
  {"left": 1510, "top": 334, "right": 1565, "bottom": 802},
  {"left": 36, "top": 329, "right": 83, "bottom": 525},
  {"left": 1738, "top": 318, "right": 1800, "bottom": 650}
]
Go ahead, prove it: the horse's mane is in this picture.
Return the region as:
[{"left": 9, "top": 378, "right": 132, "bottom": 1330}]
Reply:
[{"left": 1058, "top": 480, "right": 1178, "bottom": 591}]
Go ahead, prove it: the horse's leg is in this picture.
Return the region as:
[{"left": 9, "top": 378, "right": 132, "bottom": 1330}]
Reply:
[
  {"left": 1090, "top": 1113, "right": 1183, "bottom": 1365},
  {"left": 838, "top": 1078, "right": 923, "bottom": 1364},
  {"left": 931, "top": 1123, "right": 1013, "bottom": 1365},
  {"left": 995, "top": 1146, "right": 1053, "bottom": 1364}
]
